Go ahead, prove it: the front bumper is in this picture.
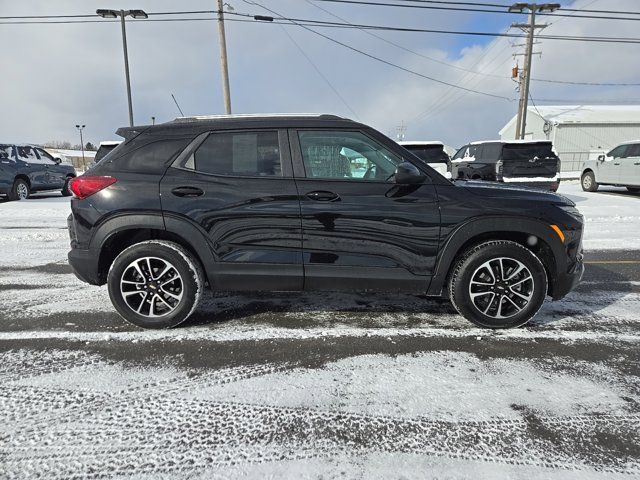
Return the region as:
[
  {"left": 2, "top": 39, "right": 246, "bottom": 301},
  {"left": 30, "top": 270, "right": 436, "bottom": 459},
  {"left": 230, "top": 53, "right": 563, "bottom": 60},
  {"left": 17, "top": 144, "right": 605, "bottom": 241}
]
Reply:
[{"left": 551, "top": 251, "right": 584, "bottom": 300}]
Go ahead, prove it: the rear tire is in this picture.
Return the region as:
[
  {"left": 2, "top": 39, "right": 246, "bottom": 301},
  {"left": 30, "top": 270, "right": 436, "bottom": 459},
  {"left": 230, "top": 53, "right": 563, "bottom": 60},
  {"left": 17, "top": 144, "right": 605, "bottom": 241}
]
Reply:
[
  {"left": 107, "top": 240, "right": 204, "bottom": 329},
  {"left": 581, "top": 171, "right": 598, "bottom": 192},
  {"left": 448, "top": 240, "right": 547, "bottom": 329},
  {"left": 7, "top": 179, "right": 30, "bottom": 201},
  {"left": 61, "top": 177, "right": 73, "bottom": 197}
]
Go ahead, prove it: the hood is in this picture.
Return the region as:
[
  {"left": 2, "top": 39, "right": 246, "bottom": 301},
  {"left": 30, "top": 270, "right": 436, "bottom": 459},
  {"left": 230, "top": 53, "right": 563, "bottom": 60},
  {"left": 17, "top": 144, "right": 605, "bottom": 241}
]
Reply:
[{"left": 454, "top": 180, "right": 575, "bottom": 206}]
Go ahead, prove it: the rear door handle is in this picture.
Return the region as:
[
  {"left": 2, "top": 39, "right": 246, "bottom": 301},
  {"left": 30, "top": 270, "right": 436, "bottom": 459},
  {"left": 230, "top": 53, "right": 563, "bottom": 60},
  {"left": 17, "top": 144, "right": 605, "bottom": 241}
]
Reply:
[{"left": 171, "top": 186, "right": 204, "bottom": 197}]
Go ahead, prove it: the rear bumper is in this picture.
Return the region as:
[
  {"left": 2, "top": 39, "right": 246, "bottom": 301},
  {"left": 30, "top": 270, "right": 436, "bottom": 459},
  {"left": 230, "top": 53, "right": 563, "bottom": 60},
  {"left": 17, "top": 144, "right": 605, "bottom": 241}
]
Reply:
[
  {"left": 550, "top": 251, "right": 584, "bottom": 300},
  {"left": 501, "top": 178, "right": 560, "bottom": 191},
  {"left": 68, "top": 248, "right": 101, "bottom": 285}
]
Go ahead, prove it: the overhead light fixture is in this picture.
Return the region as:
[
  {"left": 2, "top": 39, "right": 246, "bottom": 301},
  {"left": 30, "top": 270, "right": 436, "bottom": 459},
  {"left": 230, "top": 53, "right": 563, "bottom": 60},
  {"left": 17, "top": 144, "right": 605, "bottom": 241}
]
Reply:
[
  {"left": 539, "top": 3, "right": 561, "bottom": 12},
  {"left": 96, "top": 9, "right": 118, "bottom": 18},
  {"left": 129, "top": 9, "right": 148, "bottom": 19},
  {"left": 508, "top": 3, "right": 528, "bottom": 13}
]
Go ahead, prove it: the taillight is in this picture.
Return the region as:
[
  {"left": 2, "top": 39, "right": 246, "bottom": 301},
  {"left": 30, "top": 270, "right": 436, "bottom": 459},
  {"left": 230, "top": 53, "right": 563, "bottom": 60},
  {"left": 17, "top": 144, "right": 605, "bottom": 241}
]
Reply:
[{"left": 69, "top": 176, "right": 117, "bottom": 199}]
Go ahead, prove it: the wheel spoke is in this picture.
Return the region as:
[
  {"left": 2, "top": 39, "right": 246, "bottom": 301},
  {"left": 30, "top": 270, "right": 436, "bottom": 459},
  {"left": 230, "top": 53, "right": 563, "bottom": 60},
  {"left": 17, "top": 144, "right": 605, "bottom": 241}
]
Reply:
[
  {"left": 136, "top": 292, "right": 148, "bottom": 313},
  {"left": 147, "top": 258, "right": 154, "bottom": 279},
  {"left": 482, "top": 293, "right": 497, "bottom": 314},
  {"left": 122, "top": 279, "right": 145, "bottom": 286},
  {"left": 161, "top": 275, "right": 180, "bottom": 287},
  {"left": 133, "top": 262, "right": 145, "bottom": 282},
  {"left": 498, "top": 258, "right": 505, "bottom": 281},
  {"left": 470, "top": 290, "right": 493, "bottom": 300},
  {"left": 510, "top": 288, "right": 532, "bottom": 301},
  {"left": 123, "top": 290, "right": 144, "bottom": 298},
  {"left": 155, "top": 293, "right": 174, "bottom": 311},
  {"left": 505, "top": 265, "right": 525, "bottom": 281},
  {"left": 503, "top": 295, "right": 523, "bottom": 312},
  {"left": 161, "top": 289, "right": 181, "bottom": 301},
  {"left": 509, "top": 275, "right": 533, "bottom": 288}
]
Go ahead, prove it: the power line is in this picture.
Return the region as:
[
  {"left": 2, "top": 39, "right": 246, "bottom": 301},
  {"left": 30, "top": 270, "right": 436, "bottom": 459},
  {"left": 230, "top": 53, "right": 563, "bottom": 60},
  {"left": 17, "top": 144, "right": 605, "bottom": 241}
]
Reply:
[
  {"left": 278, "top": 25, "right": 360, "bottom": 119},
  {"left": 242, "top": 0, "right": 514, "bottom": 100}
]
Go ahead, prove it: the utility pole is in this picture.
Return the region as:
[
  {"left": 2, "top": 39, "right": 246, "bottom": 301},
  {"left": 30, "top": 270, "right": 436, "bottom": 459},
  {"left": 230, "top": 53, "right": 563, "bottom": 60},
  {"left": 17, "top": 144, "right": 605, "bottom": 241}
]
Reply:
[
  {"left": 75, "top": 124, "right": 86, "bottom": 171},
  {"left": 509, "top": 3, "right": 560, "bottom": 140},
  {"left": 217, "top": 0, "right": 232, "bottom": 114},
  {"left": 396, "top": 121, "right": 407, "bottom": 141}
]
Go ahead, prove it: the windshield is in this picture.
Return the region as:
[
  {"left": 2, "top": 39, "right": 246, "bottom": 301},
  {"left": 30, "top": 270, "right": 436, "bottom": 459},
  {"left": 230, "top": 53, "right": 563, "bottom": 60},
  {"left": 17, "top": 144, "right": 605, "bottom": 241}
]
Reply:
[
  {"left": 502, "top": 143, "right": 556, "bottom": 161},
  {"left": 403, "top": 145, "right": 449, "bottom": 164}
]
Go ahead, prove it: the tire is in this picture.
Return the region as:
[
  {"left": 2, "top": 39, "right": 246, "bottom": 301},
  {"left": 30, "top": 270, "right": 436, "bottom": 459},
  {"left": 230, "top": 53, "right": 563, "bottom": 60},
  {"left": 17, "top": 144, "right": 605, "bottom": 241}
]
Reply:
[
  {"left": 581, "top": 171, "right": 598, "bottom": 192},
  {"left": 7, "top": 178, "right": 30, "bottom": 201},
  {"left": 107, "top": 240, "right": 204, "bottom": 329},
  {"left": 61, "top": 177, "right": 73, "bottom": 197},
  {"left": 627, "top": 186, "right": 640, "bottom": 193},
  {"left": 448, "top": 240, "right": 548, "bottom": 329}
]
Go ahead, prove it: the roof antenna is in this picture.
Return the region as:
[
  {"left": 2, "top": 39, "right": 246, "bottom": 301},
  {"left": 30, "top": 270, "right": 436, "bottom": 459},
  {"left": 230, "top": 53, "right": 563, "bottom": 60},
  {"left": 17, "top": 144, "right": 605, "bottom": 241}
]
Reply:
[{"left": 171, "top": 94, "right": 185, "bottom": 117}]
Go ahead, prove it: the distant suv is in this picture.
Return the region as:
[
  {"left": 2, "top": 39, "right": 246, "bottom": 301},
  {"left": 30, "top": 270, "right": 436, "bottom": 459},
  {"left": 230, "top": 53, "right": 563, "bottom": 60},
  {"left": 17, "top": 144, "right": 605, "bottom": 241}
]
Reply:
[
  {"left": 94, "top": 141, "right": 122, "bottom": 164},
  {"left": 580, "top": 140, "right": 640, "bottom": 193},
  {"left": 67, "top": 114, "right": 583, "bottom": 330},
  {"left": 399, "top": 141, "right": 451, "bottom": 178},
  {"left": 451, "top": 140, "right": 560, "bottom": 191},
  {"left": 0, "top": 144, "right": 76, "bottom": 200}
]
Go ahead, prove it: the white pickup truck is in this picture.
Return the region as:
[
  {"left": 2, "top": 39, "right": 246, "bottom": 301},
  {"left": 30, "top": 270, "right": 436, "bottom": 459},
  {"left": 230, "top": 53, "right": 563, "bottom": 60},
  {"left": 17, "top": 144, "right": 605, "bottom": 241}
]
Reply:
[{"left": 581, "top": 140, "right": 640, "bottom": 193}]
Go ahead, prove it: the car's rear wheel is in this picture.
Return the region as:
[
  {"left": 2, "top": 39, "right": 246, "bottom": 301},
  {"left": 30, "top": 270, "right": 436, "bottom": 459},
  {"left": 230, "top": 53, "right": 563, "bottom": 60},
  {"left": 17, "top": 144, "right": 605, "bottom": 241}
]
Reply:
[
  {"left": 448, "top": 240, "right": 547, "bottom": 329},
  {"left": 581, "top": 171, "right": 598, "bottom": 192},
  {"left": 61, "top": 177, "right": 73, "bottom": 197},
  {"left": 107, "top": 240, "right": 204, "bottom": 329},
  {"left": 8, "top": 179, "right": 30, "bottom": 201}
]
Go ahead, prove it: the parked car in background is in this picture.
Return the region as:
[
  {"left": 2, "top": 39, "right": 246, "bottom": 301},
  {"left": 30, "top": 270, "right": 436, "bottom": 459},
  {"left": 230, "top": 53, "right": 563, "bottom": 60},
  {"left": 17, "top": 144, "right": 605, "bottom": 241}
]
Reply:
[
  {"left": 94, "top": 141, "right": 122, "bottom": 164},
  {"left": 0, "top": 144, "right": 76, "bottom": 200},
  {"left": 580, "top": 140, "right": 640, "bottom": 193},
  {"left": 67, "top": 114, "right": 583, "bottom": 330},
  {"left": 451, "top": 140, "right": 561, "bottom": 191},
  {"left": 399, "top": 141, "right": 452, "bottom": 178}
]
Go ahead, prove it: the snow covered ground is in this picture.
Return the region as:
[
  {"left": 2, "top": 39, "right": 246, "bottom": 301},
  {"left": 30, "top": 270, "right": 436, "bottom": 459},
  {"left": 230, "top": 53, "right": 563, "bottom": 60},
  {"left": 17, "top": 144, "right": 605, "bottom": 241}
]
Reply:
[{"left": 0, "top": 182, "right": 638, "bottom": 478}]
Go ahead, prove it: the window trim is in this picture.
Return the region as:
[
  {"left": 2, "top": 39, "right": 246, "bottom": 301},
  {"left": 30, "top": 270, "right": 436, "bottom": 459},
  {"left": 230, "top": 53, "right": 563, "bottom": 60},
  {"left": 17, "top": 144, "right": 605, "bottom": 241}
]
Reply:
[
  {"left": 171, "top": 129, "right": 293, "bottom": 179},
  {"left": 290, "top": 127, "right": 427, "bottom": 184}
]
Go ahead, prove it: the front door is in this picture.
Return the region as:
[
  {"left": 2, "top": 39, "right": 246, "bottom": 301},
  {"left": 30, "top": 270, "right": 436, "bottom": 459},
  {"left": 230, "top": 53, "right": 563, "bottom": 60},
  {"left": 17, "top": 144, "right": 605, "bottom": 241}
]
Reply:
[
  {"left": 160, "top": 129, "right": 303, "bottom": 291},
  {"left": 290, "top": 129, "right": 441, "bottom": 292},
  {"left": 599, "top": 144, "right": 628, "bottom": 184},
  {"left": 35, "top": 148, "right": 65, "bottom": 187},
  {"left": 16, "top": 146, "right": 46, "bottom": 189}
]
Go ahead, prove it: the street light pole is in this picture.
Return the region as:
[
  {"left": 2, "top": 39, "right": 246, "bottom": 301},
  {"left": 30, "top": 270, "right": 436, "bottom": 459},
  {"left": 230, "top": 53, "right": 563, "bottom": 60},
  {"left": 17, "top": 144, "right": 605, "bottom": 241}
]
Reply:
[
  {"left": 216, "top": 0, "right": 232, "bottom": 114},
  {"left": 97, "top": 9, "right": 148, "bottom": 127},
  {"left": 120, "top": 10, "right": 134, "bottom": 127},
  {"left": 75, "top": 124, "right": 86, "bottom": 171}
]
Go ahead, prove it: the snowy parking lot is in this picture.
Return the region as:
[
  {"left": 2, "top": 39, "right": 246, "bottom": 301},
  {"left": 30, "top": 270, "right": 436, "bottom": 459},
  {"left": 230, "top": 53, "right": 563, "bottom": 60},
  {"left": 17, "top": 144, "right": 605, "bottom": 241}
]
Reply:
[{"left": 1, "top": 181, "right": 639, "bottom": 478}]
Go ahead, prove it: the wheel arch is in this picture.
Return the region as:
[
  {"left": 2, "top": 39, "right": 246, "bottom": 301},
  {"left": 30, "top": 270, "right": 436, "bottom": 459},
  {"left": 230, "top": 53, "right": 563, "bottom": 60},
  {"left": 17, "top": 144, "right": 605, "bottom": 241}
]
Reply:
[
  {"left": 91, "top": 213, "right": 216, "bottom": 286},
  {"left": 14, "top": 174, "right": 31, "bottom": 187},
  {"left": 428, "top": 216, "right": 563, "bottom": 297}
]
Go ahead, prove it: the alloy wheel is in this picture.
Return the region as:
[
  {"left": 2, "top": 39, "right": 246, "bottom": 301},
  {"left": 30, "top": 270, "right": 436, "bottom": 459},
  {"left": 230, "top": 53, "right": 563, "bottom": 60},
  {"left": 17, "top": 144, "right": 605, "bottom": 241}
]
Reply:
[
  {"left": 582, "top": 175, "right": 592, "bottom": 190},
  {"left": 17, "top": 183, "right": 28, "bottom": 200},
  {"left": 468, "top": 257, "right": 534, "bottom": 319},
  {"left": 120, "top": 257, "right": 184, "bottom": 317}
]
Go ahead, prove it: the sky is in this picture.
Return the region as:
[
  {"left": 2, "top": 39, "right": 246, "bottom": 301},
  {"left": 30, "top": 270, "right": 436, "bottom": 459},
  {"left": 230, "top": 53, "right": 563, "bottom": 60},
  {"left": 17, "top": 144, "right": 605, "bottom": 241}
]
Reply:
[{"left": 1, "top": 0, "right": 639, "bottom": 148}]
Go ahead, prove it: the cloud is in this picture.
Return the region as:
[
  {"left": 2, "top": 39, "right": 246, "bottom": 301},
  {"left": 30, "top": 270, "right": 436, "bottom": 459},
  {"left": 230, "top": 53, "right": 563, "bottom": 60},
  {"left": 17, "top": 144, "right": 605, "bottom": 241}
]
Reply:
[{"left": 0, "top": 0, "right": 638, "bottom": 147}]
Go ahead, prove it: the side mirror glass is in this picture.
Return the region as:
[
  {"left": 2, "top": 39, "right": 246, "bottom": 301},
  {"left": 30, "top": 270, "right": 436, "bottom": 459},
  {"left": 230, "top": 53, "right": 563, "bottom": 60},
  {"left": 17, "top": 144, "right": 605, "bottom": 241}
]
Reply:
[
  {"left": 597, "top": 154, "right": 606, "bottom": 162},
  {"left": 394, "top": 162, "right": 427, "bottom": 184}
]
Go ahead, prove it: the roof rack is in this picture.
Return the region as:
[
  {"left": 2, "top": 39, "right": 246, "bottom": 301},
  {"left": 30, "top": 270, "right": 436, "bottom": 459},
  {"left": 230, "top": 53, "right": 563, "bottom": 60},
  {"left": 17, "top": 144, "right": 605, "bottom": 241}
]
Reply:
[{"left": 171, "top": 113, "right": 344, "bottom": 123}]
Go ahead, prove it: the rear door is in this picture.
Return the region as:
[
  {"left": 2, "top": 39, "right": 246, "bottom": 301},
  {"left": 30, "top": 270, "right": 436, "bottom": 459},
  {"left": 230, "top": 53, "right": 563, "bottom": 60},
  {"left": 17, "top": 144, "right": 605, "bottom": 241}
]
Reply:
[
  {"left": 291, "top": 128, "right": 440, "bottom": 292},
  {"left": 35, "top": 148, "right": 65, "bottom": 187},
  {"left": 160, "top": 129, "right": 303, "bottom": 291},
  {"left": 617, "top": 143, "right": 640, "bottom": 186}
]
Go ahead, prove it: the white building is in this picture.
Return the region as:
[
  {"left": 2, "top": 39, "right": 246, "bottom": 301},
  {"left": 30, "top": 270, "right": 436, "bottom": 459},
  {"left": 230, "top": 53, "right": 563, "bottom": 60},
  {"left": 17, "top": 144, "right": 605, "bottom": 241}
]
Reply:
[{"left": 499, "top": 105, "right": 640, "bottom": 172}]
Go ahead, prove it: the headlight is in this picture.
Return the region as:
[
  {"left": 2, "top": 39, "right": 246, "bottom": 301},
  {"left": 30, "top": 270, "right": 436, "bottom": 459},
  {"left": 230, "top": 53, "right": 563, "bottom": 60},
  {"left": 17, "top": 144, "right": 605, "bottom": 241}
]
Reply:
[{"left": 554, "top": 204, "right": 583, "bottom": 222}]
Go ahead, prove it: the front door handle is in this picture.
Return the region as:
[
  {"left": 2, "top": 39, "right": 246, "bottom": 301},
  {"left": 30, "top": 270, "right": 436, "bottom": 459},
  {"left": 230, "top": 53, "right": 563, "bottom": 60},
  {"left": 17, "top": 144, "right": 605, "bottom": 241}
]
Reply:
[
  {"left": 306, "top": 190, "right": 340, "bottom": 202},
  {"left": 171, "top": 186, "right": 204, "bottom": 197}
]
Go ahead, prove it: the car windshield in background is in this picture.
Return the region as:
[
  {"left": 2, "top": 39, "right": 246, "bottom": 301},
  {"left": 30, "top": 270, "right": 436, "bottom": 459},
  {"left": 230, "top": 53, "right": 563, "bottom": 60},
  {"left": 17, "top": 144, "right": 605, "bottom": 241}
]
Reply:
[
  {"left": 404, "top": 145, "right": 449, "bottom": 164},
  {"left": 502, "top": 143, "right": 556, "bottom": 161}
]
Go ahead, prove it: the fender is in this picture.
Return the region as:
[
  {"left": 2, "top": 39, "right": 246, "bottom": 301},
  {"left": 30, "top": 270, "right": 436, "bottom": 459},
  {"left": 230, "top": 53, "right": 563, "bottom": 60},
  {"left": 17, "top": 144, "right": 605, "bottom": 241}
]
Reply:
[
  {"left": 427, "top": 215, "right": 566, "bottom": 296},
  {"left": 90, "top": 212, "right": 166, "bottom": 251}
]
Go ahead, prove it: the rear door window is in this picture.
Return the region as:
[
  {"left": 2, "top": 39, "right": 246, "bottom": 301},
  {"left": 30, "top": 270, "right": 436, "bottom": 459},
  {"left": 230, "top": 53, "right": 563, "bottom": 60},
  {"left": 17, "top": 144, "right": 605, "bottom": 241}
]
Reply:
[
  {"left": 481, "top": 143, "right": 502, "bottom": 162},
  {"left": 191, "top": 131, "right": 282, "bottom": 177},
  {"left": 16, "top": 146, "right": 42, "bottom": 164},
  {"left": 626, "top": 143, "right": 640, "bottom": 157},
  {"left": 0, "top": 145, "right": 15, "bottom": 160},
  {"left": 502, "top": 143, "right": 556, "bottom": 161}
]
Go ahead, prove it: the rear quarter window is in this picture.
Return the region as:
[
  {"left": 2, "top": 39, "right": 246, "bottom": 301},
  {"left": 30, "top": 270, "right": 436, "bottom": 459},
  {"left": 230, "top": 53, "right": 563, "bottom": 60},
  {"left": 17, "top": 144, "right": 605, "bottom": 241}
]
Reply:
[{"left": 105, "top": 137, "right": 192, "bottom": 173}]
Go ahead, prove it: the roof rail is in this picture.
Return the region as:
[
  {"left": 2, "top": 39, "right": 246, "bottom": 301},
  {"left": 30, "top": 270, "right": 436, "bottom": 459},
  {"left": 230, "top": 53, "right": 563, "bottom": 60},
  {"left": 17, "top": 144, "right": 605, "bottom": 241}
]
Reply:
[{"left": 171, "top": 113, "right": 344, "bottom": 123}]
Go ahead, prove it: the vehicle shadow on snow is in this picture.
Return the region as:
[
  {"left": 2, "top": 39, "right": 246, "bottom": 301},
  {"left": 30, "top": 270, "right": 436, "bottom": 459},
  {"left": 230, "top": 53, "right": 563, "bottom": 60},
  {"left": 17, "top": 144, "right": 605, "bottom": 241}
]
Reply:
[{"left": 179, "top": 262, "right": 630, "bottom": 331}]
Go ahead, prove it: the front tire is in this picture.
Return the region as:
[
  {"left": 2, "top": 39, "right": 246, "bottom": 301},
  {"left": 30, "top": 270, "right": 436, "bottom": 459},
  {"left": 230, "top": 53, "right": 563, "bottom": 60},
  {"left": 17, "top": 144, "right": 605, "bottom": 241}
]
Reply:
[
  {"left": 581, "top": 171, "right": 598, "bottom": 192},
  {"left": 448, "top": 241, "right": 548, "bottom": 329},
  {"left": 8, "top": 179, "right": 30, "bottom": 201},
  {"left": 107, "top": 240, "right": 204, "bottom": 329}
]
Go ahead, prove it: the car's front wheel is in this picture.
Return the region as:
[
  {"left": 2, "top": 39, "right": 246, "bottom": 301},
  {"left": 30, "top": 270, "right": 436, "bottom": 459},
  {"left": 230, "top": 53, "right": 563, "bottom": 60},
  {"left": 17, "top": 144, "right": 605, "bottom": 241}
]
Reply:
[
  {"left": 581, "top": 171, "right": 598, "bottom": 192},
  {"left": 448, "top": 240, "right": 548, "bottom": 329},
  {"left": 107, "top": 240, "right": 204, "bottom": 329}
]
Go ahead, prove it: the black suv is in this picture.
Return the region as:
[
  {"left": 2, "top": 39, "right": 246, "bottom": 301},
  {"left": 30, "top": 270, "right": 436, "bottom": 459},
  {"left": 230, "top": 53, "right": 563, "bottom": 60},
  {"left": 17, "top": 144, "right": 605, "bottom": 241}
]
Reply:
[
  {"left": 451, "top": 140, "right": 561, "bottom": 191},
  {"left": 67, "top": 115, "right": 583, "bottom": 329},
  {"left": 1, "top": 144, "right": 76, "bottom": 200}
]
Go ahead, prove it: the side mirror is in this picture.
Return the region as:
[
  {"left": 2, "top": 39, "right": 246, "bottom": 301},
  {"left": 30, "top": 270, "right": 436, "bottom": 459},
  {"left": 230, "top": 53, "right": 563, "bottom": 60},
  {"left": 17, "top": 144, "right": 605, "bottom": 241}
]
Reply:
[
  {"left": 54, "top": 157, "right": 62, "bottom": 165},
  {"left": 394, "top": 162, "right": 427, "bottom": 184},
  {"left": 597, "top": 154, "right": 606, "bottom": 162}
]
